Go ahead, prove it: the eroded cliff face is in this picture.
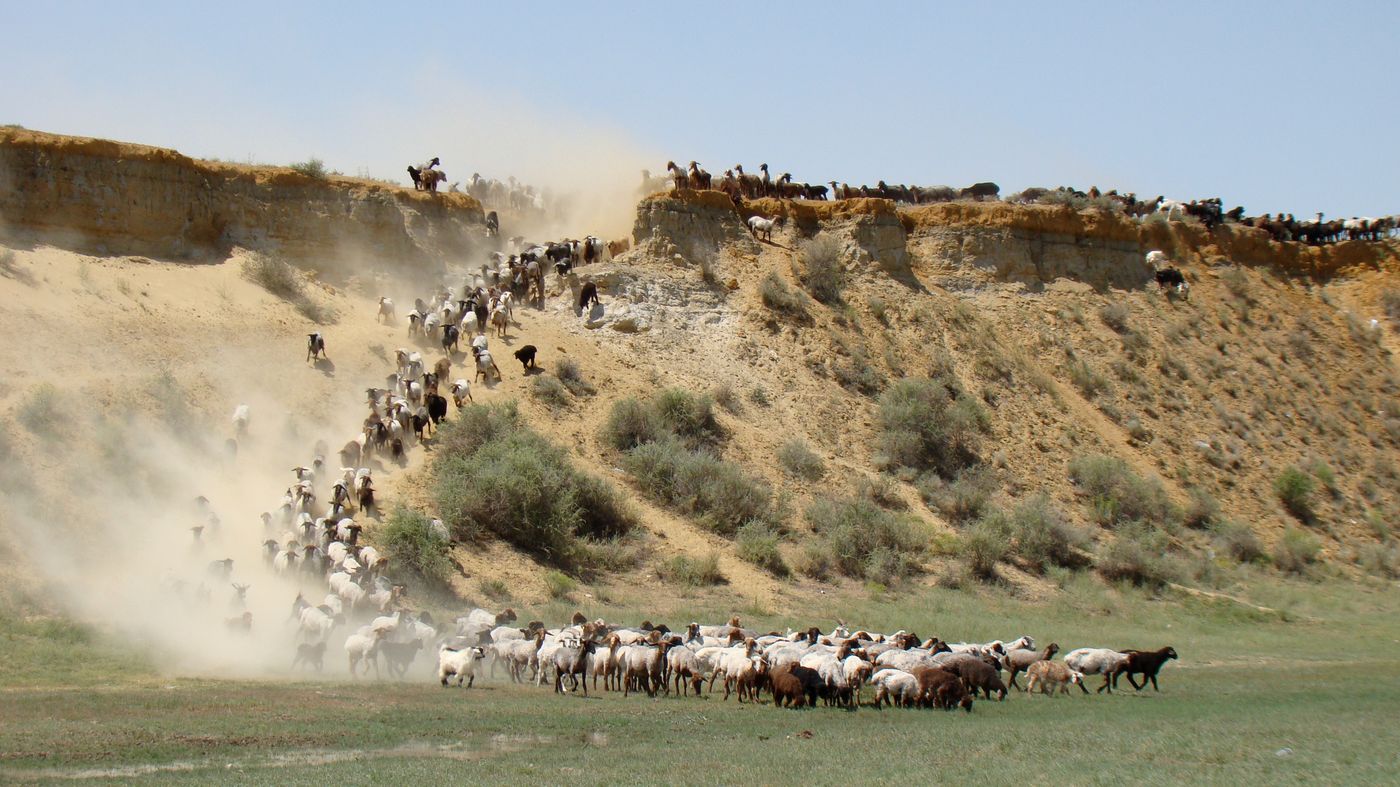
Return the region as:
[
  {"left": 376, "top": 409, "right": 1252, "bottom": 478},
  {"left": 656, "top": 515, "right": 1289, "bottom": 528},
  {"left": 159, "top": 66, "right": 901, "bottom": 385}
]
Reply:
[{"left": 0, "top": 128, "right": 486, "bottom": 271}]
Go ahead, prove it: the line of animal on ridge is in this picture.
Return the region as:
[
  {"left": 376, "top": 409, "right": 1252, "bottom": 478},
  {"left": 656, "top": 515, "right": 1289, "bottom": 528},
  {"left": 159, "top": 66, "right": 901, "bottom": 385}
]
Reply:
[{"left": 643, "top": 163, "right": 1399, "bottom": 247}]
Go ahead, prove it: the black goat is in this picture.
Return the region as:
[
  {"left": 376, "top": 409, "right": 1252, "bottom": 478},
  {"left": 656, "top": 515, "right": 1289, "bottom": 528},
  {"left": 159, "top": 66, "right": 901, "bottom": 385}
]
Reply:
[
  {"left": 513, "top": 345, "right": 537, "bottom": 371},
  {"left": 441, "top": 324, "right": 460, "bottom": 354},
  {"left": 960, "top": 181, "right": 1000, "bottom": 200},
  {"left": 426, "top": 393, "right": 448, "bottom": 425},
  {"left": 1154, "top": 267, "right": 1188, "bottom": 298},
  {"left": 306, "top": 332, "right": 327, "bottom": 362},
  {"left": 484, "top": 210, "right": 499, "bottom": 236},
  {"left": 578, "top": 282, "right": 600, "bottom": 309}
]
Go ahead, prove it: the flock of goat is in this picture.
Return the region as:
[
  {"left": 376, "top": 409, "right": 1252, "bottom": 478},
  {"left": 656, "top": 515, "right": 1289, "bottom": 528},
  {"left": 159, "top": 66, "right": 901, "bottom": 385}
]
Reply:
[{"left": 646, "top": 162, "right": 1400, "bottom": 248}]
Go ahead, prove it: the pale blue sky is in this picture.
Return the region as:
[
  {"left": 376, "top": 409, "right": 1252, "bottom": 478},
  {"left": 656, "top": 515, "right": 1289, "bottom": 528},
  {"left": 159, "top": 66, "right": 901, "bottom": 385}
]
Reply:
[{"left": 5, "top": 1, "right": 1396, "bottom": 218}]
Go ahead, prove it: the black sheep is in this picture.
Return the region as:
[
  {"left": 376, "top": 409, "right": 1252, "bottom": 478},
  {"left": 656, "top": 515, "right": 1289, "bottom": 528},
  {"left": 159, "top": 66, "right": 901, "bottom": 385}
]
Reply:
[
  {"left": 513, "top": 345, "right": 538, "bottom": 371},
  {"left": 1116, "top": 646, "right": 1178, "bottom": 691}
]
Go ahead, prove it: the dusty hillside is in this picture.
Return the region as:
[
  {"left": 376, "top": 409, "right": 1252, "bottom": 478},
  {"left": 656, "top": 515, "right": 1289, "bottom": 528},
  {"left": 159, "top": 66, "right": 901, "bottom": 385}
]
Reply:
[{"left": 2, "top": 131, "right": 1399, "bottom": 664}]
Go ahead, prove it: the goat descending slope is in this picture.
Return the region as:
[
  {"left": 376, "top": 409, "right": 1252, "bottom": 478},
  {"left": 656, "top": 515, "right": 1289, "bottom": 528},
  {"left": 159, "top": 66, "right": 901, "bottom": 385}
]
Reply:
[{"left": 747, "top": 215, "right": 781, "bottom": 241}]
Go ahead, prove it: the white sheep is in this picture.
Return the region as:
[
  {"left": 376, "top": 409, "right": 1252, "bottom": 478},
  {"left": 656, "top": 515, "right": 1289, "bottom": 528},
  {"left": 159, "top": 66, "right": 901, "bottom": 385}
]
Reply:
[
  {"left": 1064, "top": 647, "right": 1130, "bottom": 693},
  {"left": 871, "top": 668, "right": 919, "bottom": 708},
  {"left": 747, "top": 215, "right": 779, "bottom": 241},
  {"left": 377, "top": 296, "right": 395, "bottom": 324},
  {"left": 231, "top": 404, "right": 250, "bottom": 436},
  {"left": 345, "top": 632, "right": 381, "bottom": 678},
  {"left": 438, "top": 646, "right": 487, "bottom": 687}
]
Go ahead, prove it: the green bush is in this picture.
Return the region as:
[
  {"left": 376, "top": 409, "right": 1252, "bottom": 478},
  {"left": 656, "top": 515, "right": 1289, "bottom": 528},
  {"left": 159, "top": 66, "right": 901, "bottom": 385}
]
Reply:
[
  {"left": 1068, "top": 455, "right": 1178, "bottom": 528},
  {"left": 554, "top": 358, "right": 595, "bottom": 397},
  {"left": 1212, "top": 520, "right": 1266, "bottom": 564},
  {"left": 805, "top": 496, "right": 926, "bottom": 581},
  {"left": 1273, "top": 527, "right": 1321, "bottom": 574},
  {"left": 919, "top": 467, "right": 996, "bottom": 523},
  {"left": 18, "top": 383, "right": 65, "bottom": 439},
  {"left": 479, "top": 578, "right": 510, "bottom": 600},
  {"left": 240, "top": 253, "right": 304, "bottom": 300},
  {"left": 543, "top": 570, "right": 577, "bottom": 599},
  {"left": 778, "top": 439, "right": 826, "bottom": 481},
  {"left": 623, "top": 438, "right": 773, "bottom": 536},
  {"left": 1068, "top": 360, "right": 1111, "bottom": 399},
  {"left": 877, "top": 376, "right": 990, "bottom": 475},
  {"left": 856, "top": 475, "right": 907, "bottom": 510},
  {"left": 735, "top": 522, "right": 789, "bottom": 576},
  {"left": 798, "top": 235, "right": 844, "bottom": 304},
  {"left": 602, "top": 388, "right": 721, "bottom": 451},
  {"left": 1274, "top": 466, "right": 1315, "bottom": 522},
  {"left": 1008, "top": 494, "right": 1088, "bottom": 572},
  {"left": 433, "top": 403, "right": 634, "bottom": 568},
  {"left": 792, "top": 543, "right": 834, "bottom": 580},
  {"left": 1355, "top": 543, "right": 1400, "bottom": 579},
  {"left": 379, "top": 509, "right": 453, "bottom": 587},
  {"left": 658, "top": 553, "right": 725, "bottom": 587},
  {"left": 759, "top": 271, "right": 807, "bottom": 316},
  {"left": 1099, "top": 302, "right": 1131, "bottom": 333},
  {"left": 960, "top": 509, "right": 1010, "bottom": 580},
  {"left": 1184, "top": 487, "right": 1221, "bottom": 529},
  {"left": 601, "top": 397, "right": 664, "bottom": 451},
  {"left": 530, "top": 375, "right": 572, "bottom": 409},
  {"left": 289, "top": 157, "right": 327, "bottom": 179},
  {"left": 1096, "top": 524, "right": 1179, "bottom": 588}
]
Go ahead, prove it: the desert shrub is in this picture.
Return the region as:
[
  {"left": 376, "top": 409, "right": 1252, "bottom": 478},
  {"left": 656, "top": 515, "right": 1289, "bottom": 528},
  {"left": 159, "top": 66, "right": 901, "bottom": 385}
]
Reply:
[
  {"left": 1211, "top": 520, "right": 1266, "bottom": 563},
  {"left": 919, "top": 467, "right": 996, "bottom": 523},
  {"left": 604, "top": 389, "right": 720, "bottom": 451},
  {"left": 735, "top": 522, "right": 789, "bottom": 576},
  {"left": 379, "top": 509, "right": 453, "bottom": 587},
  {"left": 798, "top": 235, "right": 844, "bottom": 304},
  {"left": 479, "top": 578, "right": 510, "bottom": 600},
  {"left": 1096, "top": 524, "right": 1179, "bottom": 588},
  {"left": 805, "top": 496, "right": 925, "bottom": 581},
  {"left": 1222, "top": 266, "right": 1251, "bottom": 299},
  {"left": 18, "top": 383, "right": 65, "bottom": 439},
  {"left": 434, "top": 403, "right": 634, "bottom": 568},
  {"left": 1382, "top": 289, "right": 1400, "bottom": 322},
  {"left": 832, "top": 344, "right": 885, "bottom": 396},
  {"left": 1099, "top": 302, "right": 1131, "bottom": 333},
  {"left": 960, "top": 509, "right": 1010, "bottom": 580},
  {"left": 652, "top": 388, "right": 722, "bottom": 446},
  {"left": 148, "top": 369, "right": 199, "bottom": 438},
  {"left": 1273, "top": 527, "right": 1321, "bottom": 574},
  {"left": 601, "top": 397, "right": 664, "bottom": 451},
  {"left": 877, "top": 376, "right": 990, "bottom": 475},
  {"left": 1183, "top": 487, "right": 1221, "bottom": 529},
  {"left": 240, "top": 252, "right": 336, "bottom": 324},
  {"left": 1308, "top": 459, "right": 1339, "bottom": 498},
  {"left": 748, "top": 386, "right": 770, "bottom": 407},
  {"left": 1068, "top": 454, "right": 1178, "bottom": 528},
  {"left": 1008, "top": 494, "right": 1088, "bottom": 572},
  {"left": 856, "top": 475, "right": 907, "bottom": 510},
  {"left": 658, "top": 553, "right": 725, "bottom": 587},
  {"left": 760, "top": 272, "right": 807, "bottom": 315},
  {"left": 863, "top": 546, "right": 911, "bottom": 586},
  {"left": 530, "top": 375, "right": 572, "bottom": 409},
  {"left": 792, "top": 543, "right": 834, "bottom": 580},
  {"left": 554, "top": 358, "right": 595, "bottom": 397},
  {"left": 1067, "top": 359, "right": 1110, "bottom": 398},
  {"left": 1274, "top": 466, "right": 1315, "bottom": 521},
  {"left": 868, "top": 296, "right": 889, "bottom": 325},
  {"left": 543, "top": 570, "right": 577, "bottom": 599},
  {"left": 778, "top": 439, "right": 825, "bottom": 481},
  {"left": 711, "top": 382, "right": 741, "bottom": 413},
  {"left": 241, "top": 253, "right": 304, "bottom": 301},
  {"left": 623, "top": 437, "right": 773, "bottom": 536},
  {"left": 289, "top": 157, "right": 327, "bottom": 179},
  {"left": 1355, "top": 543, "right": 1400, "bottom": 579}
]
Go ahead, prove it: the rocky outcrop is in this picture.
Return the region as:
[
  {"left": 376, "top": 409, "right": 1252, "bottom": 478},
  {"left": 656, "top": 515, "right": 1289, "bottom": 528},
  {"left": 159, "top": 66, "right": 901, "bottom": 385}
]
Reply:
[
  {"left": 0, "top": 128, "right": 486, "bottom": 270},
  {"left": 632, "top": 190, "right": 758, "bottom": 265}
]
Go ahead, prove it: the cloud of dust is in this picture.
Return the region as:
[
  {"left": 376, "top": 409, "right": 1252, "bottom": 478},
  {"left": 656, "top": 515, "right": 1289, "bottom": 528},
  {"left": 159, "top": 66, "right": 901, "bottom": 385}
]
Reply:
[{"left": 2, "top": 354, "right": 435, "bottom": 680}]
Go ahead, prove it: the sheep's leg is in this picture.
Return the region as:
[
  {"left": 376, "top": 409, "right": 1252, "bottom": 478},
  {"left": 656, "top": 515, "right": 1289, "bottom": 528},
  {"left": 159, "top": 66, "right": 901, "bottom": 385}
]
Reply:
[
  {"left": 1149, "top": 673, "right": 1160, "bottom": 692},
  {"left": 1127, "top": 673, "right": 1143, "bottom": 691}
]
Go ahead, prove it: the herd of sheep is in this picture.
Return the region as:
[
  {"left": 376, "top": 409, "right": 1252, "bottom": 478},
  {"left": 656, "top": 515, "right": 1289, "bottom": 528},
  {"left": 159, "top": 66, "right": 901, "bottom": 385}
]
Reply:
[{"left": 206, "top": 237, "right": 1188, "bottom": 715}]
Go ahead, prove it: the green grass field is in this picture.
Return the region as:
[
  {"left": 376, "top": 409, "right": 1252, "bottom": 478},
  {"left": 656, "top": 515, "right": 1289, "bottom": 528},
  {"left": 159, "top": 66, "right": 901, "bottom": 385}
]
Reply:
[{"left": 3, "top": 575, "right": 1399, "bottom": 784}]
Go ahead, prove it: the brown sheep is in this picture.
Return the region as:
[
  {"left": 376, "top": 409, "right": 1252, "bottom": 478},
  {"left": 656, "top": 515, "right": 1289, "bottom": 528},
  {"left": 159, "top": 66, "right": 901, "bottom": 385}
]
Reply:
[
  {"left": 770, "top": 663, "right": 822, "bottom": 708},
  {"left": 947, "top": 657, "right": 1007, "bottom": 701},
  {"left": 1026, "top": 660, "right": 1084, "bottom": 696}
]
